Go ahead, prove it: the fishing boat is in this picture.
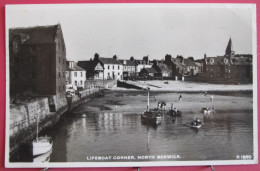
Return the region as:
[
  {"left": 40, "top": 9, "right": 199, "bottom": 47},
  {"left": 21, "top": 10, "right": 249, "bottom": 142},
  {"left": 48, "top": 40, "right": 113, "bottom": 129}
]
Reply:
[
  {"left": 33, "top": 115, "right": 53, "bottom": 157},
  {"left": 141, "top": 87, "right": 162, "bottom": 124}
]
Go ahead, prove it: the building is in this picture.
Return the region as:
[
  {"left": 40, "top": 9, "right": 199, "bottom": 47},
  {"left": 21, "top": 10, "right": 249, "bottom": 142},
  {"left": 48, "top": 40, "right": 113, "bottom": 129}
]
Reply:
[
  {"left": 9, "top": 24, "right": 67, "bottom": 110},
  {"left": 164, "top": 54, "right": 185, "bottom": 78},
  {"left": 118, "top": 59, "right": 136, "bottom": 80},
  {"left": 152, "top": 60, "right": 172, "bottom": 77},
  {"left": 77, "top": 59, "right": 104, "bottom": 80},
  {"left": 94, "top": 54, "right": 123, "bottom": 80},
  {"left": 200, "top": 38, "right": 252, "bottom": 83},
  {"left": 139, "top": 67, "right": 161, "bottom": 79},
  {"left": 66, "top": 61, "right": 86, "bottom": 89},
  {"left": 134, "top": 56, "right": 153, "bottom": 76}
]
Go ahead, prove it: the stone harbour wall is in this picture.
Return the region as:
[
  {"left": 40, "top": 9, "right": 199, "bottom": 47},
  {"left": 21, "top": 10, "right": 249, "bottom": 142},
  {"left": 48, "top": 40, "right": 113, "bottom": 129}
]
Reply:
[
  {"left": 9, "top": 88, "right": 104, "bottom": 153},
  {"left": 9, "top": 97, "right": 50, "bottom": 137}
]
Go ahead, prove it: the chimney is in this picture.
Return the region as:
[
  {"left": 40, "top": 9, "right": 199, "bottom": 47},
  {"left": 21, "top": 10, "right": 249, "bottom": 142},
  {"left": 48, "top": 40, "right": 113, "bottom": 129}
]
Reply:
[
  {"left": 69, "top": 61, "right": 74, "bottom": 68},
  {"left": 94, "top": 53, "right": 100, "bottom": 61},
  {"left": 113, "top": 55, "right": 118, "bottom": 60}
]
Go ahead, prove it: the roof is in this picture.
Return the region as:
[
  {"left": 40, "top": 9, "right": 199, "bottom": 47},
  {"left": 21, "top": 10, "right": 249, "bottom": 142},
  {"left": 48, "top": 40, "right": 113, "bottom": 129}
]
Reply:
[
  {"left": 118, "top": 60, "right": 136, "bottom": 66},
  {"left": 142, "top": 67, "right": 158, "bottom": 73},
  {"left": 183, "top": 59, "right": 198, "bottom": 67},
  {"left": 9, "top": 24, "right": 59, "bottom": 44},
  {"left": 231, "top": 57, "right": 252, "bottom": 65},
  {"left": 78, "top": 60, "right": 97, "bottom": 70},
  {"left": 99, "top": 57, "right": 121, "bottom": 65},
  {"left": 66, "top": 64, "right": 85, "bottom": 72},
  {"left": 171, "top": 58, "right": 185, "bottom": 67},
  {"left": 194, "top": 62, "right": 202, "bottom": 67},
  {"left": 205, "top": 56, "right": 231, "bottom": 65}
]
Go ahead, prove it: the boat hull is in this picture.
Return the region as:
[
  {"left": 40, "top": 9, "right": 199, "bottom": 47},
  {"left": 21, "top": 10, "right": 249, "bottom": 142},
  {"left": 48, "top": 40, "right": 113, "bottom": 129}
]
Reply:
[
  {"left": 141, "top": 110, "right": 162, "bottom": 125},
  {"left": 33, "top": 137, "right": 53, "bottom": 156}
]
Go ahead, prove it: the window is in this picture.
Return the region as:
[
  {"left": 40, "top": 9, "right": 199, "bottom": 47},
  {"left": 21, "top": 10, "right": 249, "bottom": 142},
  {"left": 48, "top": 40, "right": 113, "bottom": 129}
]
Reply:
[
  {"left": 59, "top": 72, "right": 61, "bottom": 78},
  {"left": 118, "top": 73, "right": 120, "bottom": 75},
  {"left": 80, "top": 81, "right": 83, "bottom": 85},
  {"left": 118, "top": 65, "right": 120, "bottom": 70},
  {"left": 59, "top": 58, "right": 60, "bottom": 63},
  {"left": 13, "top": 41, "right": 18, "bottom": 53},
  {"left": 81, "top": 72, "right": 83, "bottom": 77},
  {"left": 113, "top": 65, "right": 114, "bottom": 70},
  {"left": 108, "top": 65, "right": 110, "bottom": 69},
  {"left": 75, "top": 81, "right": 77, "bottom": 86},
  {"left": 74, "top": 72, "right": 77, "bottom": 77}
]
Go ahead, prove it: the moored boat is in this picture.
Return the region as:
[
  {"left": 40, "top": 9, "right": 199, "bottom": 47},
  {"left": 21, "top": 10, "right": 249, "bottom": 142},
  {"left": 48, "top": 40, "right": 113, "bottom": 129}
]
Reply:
[
  {"left": 141, "top": 87, "right": 162, "bottom": 125},
  {"left": 33, "top": 136, "right": 53, "bottom": 156},
  {"left": 33, "top": 115, "right": 53, "bottom": 157}
]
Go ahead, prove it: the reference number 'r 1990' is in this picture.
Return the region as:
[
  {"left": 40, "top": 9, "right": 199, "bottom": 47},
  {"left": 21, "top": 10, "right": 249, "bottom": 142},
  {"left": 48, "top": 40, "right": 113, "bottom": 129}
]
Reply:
[{"left": 236, "top": 155, "right": 252, "bottom": 160}]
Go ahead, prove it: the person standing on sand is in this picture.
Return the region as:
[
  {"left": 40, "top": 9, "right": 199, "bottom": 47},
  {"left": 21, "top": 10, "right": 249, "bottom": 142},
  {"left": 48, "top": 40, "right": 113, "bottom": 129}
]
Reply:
[
  {"left": 210, "top": 95, "right": 214, "bottom": 102},
  {"left": 179, "top": 95, "right": 182, "bottom": 101}
]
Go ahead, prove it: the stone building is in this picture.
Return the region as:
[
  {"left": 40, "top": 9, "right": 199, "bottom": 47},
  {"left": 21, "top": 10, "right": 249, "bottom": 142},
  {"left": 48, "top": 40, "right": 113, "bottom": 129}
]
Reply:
[
  {"left": 9, "top": 24, "right": 67, "bottom": 110},
  {"left": 200, "top": 38, "right": 253, "bottom": 84}
]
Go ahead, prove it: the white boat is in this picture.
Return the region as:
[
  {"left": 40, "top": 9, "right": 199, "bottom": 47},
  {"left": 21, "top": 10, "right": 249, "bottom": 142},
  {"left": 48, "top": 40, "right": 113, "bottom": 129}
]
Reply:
[
  {"left": 33, "top": 115, "right": 53, "bottom": 157},
  {"left": 33, "top": 136, "right": 53, "bottom": 156},
  {"left": 33, "top": 148, "right": 52, "bottom": 162}
]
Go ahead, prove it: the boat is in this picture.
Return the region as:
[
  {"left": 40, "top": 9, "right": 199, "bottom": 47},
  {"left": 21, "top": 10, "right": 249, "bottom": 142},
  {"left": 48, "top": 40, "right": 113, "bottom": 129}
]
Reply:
[
  {"left": 33, "top": 115, "right": 53, "bottom": 157},
  {"left": 190, "top": 118, "right": 202, "bottom": 129},
  {"left": 33, "top": 147, "right": 52, "bottom": 162},
  {"left": 141, "top": 87, "right": 162, "bottom": 125}
]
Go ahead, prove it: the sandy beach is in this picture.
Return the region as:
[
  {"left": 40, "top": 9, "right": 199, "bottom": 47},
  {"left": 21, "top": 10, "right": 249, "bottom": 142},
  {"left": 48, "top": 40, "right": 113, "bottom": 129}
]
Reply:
[{"left": 113, "top": 80, "right": 253, "bottom": 92}]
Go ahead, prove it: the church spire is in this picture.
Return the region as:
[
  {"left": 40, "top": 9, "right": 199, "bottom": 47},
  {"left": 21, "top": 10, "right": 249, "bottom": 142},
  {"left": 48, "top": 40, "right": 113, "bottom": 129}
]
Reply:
[{"left": 225, "top": 37, "right": 234, "bottom": 56}]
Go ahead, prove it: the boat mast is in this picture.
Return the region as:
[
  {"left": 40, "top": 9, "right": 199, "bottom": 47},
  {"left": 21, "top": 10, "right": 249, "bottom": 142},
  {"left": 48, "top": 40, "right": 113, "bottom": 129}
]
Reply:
[
  {"left": 147, "top": 87, "right": 150, "bottom": 111},
  {"left": 36, "top": 114, "right": 39, "bottom": 142}
]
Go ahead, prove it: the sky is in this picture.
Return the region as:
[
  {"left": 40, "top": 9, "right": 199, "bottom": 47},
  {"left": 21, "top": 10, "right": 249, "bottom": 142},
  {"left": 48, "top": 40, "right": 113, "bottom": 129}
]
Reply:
[{"left": 6, "top": 4, "right": 255, "bottom": 61}]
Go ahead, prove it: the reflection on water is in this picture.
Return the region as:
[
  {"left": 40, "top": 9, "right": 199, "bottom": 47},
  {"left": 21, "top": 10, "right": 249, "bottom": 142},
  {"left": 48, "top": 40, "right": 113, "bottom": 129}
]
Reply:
[{"left": 11, "top": 91, "right": 254, "bottom": 162}]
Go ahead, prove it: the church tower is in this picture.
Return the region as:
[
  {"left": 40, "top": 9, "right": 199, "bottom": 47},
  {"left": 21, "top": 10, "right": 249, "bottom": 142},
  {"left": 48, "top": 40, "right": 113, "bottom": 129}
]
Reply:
[{"left": 225, "top": 37, "right": 235, "bottom": 57}]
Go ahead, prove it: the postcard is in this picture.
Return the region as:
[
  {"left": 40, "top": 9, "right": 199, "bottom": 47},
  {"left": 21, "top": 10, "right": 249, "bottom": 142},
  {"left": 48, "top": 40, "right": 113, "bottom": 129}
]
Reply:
[{"left": 5, "top": 3, "right": 257, "bottom": 168}]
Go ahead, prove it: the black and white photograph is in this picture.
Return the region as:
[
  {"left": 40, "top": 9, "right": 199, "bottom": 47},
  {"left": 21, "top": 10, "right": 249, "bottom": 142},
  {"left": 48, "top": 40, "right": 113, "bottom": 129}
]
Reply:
[{"left": 5, "top": 3, "right": 257, "bottom": 168}]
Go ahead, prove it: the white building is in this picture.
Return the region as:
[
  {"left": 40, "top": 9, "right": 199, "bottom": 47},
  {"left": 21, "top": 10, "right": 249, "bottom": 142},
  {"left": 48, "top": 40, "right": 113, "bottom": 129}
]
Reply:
[
  {"left": 66, "top": 61, "right": 86, "bottom": 89},
  {"left": 94, "top": 55, "right": 123, "bottom": 80},
  {"left": 118, "top": 59, "right": 136, "bottom": 79}
]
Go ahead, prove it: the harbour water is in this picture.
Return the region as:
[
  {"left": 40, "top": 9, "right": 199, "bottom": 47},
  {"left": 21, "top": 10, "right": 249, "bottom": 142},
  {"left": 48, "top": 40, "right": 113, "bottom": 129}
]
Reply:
[{"left": 11, "top": 90, "right": 254, "bottom": 162}]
